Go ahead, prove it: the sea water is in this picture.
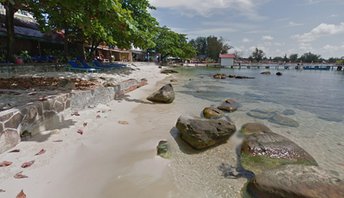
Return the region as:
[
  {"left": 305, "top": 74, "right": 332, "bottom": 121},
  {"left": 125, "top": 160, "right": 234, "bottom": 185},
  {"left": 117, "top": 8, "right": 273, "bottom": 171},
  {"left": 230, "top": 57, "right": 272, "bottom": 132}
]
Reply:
[{"left": 166, "top": 67, "right": 344, "bottom": 197}]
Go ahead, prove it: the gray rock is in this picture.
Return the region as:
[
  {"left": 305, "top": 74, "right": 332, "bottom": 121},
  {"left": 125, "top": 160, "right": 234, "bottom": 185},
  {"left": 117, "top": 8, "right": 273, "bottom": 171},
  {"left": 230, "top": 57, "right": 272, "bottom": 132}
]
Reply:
[
  {"left": 245, "top": 165, "right": 344, "bottom": 198},
  {"left": 176, "top": 115, "right": 236, "bottom": 150},
  {"left": 260, "top": 71, "right": 271, "bottom": 75},
  {"left": 217, "top": 99, "right": 240, "bottom": 112},
  {"left": 240, "top": 123, "right": 272, "bottom": 135},
  {"left": 161, "top": 69, "right": 178, "bottom": 74},
  {"left": 240, "top": 124, "right": 317, "bottom": 174},
  {"left": 276, "top": 72, "right": 283, "bottom": 76},
  {"left": 247, "top": 109, "right": 276, "bottom": 119},
  {"left": 282, "top": 109, "right": 296, "bottom": 116},
  {"left": 157, "top": 140, "right": 171, "bottom": 159},
  {"left": 269, "top": 114, "right": 299, "bottom": 127},
  {"left": 147, "top": 84, "right": 175, "bottom": 103},
  {"left": 202, "top": 107, "right": 224, "bottom": 119}
]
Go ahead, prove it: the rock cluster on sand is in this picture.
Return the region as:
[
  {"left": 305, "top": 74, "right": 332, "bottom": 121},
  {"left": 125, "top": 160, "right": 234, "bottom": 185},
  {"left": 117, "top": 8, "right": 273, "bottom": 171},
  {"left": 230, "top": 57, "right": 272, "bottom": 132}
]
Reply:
[
  {"left": 245, "top": 165, "right": 344, "bottom": 198},
  {"left": 147, "top": 84, "right": 175, "bottom": 103},
  {"left": 176, "top": 115, "right": 236, "bottom": 150},
  {"left": 239, "top": 123, "right": 317, "bottom": 174}
]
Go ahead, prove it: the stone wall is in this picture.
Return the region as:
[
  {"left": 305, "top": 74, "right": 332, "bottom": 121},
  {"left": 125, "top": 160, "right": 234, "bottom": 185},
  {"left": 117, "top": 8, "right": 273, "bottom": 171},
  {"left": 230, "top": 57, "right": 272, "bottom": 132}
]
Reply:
[
  {"left": 0, "top": 94, "right": 70, "bottom": 153},
  {"left": 0, "top": 78, "right": 147, "bottom": 153}
]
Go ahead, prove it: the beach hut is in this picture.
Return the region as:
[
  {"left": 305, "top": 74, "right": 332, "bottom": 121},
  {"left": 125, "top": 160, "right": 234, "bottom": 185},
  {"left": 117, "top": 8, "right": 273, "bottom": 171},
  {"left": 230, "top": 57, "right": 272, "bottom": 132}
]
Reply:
[{"left": 219, "top": 54, "right": 236, "bottom": 67}]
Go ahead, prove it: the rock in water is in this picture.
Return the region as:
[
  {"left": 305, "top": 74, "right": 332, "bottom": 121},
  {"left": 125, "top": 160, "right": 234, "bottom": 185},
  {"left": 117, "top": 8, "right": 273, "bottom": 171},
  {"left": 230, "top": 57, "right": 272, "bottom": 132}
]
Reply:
[
  {"left": 157, "top": 140, "right": 171, "bottom": 159},
  {"left": 202, "top": 107, "right": 224, "bottom": 119},
  {"left": 282, "top": 109, "right": 296, "bottom": 116},
  {"left": 213, "top": 73, "right": 227, "bottom": 79},
  {"left": 239, "top": 123, "right": 317, "bottom": 174},
  {"left": 147, "top": 84, "right": 175, "bottom": 103},
  {"left": 176, "top": 115, "right": 236, "bottom": 150},
  {"left": 161, "top": 69, "right": 178, "bottom": 74},
  {"left": 269, "top": 114, "right": 299, "bottom": 127},
  {"left": 276, "top": 72, "right": 283, "bottom": 76},
  {"left": 217, "top": 99, "right": 240, "bottom": 112},
  {"left": 245, "top": 165, "right": 344, "bottom": 198},
  {"left": 240, "top": 123, "right": 272, "bottom": 135},
  {"left": 247, "top": 109, "right": 276, "bottom": 120},
  {"left": 260, "top": 71, "right": 271, "bottom": 75}
]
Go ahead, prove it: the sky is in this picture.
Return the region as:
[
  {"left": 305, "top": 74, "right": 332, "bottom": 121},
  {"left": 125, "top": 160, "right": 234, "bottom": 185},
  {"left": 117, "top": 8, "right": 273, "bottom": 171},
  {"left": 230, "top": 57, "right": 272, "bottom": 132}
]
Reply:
[{"left": 149, "top": 0, "right": 344, "bottom": 58}]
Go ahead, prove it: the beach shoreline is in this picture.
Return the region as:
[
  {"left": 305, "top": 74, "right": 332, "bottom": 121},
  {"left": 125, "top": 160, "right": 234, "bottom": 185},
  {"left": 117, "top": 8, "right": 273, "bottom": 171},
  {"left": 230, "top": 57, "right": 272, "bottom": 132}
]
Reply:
[{"left": 0, "top": 62, "right": 178, "bottom": 198}]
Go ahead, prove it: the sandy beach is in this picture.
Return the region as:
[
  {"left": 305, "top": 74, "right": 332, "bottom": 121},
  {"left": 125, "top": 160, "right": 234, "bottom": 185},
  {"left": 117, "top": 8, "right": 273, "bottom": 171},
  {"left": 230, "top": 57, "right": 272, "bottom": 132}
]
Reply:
[{"left": 0, "top": 63, "right": 183, "bottom": 198}]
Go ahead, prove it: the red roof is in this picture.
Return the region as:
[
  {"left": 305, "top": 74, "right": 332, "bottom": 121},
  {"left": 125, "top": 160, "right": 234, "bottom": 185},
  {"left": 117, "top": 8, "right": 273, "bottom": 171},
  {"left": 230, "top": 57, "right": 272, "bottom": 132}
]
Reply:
[{"left": 219, "top": 54, "right": 236, "bottom": 59}]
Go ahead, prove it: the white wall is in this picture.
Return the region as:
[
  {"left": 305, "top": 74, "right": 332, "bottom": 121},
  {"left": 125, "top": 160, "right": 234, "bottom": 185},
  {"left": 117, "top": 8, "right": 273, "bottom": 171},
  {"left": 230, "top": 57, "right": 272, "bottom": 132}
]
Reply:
[{"left": 220, "top": 58, "right": 234, "bottom": 66}]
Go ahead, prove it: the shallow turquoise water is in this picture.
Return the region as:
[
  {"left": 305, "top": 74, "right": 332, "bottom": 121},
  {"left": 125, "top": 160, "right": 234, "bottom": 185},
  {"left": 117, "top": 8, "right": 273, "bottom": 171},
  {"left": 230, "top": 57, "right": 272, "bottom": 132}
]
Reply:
[
  {"left": 167, "top": 67, "right": 344, "bottom": 197},
  {"left": 177, "top": 67, "right": 344, "bottom": 122}
]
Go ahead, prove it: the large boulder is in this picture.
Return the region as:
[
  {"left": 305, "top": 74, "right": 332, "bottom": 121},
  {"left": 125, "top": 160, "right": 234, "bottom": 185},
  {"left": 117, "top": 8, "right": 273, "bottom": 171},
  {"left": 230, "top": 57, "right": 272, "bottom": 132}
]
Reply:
[
  {"left": 240, "top": 124, "right": 317, "bottom": 174},
  {"left": 217, "top": 99, "right": 240, "bottom": 112},
  {"left": 202, "top": 107, "right": 224, "bottom": 119},
  {"left": 269, "top": 114, "right": 299, "bottom": 127},
  {"left": 245, "top": 165, "right": 344, "bottom": 198},
  {"left": 176, "top": 115, "right": 236, "bottom": 150},
  {"left": 147, "top": 84, "right": 175, "bottom": 103}
]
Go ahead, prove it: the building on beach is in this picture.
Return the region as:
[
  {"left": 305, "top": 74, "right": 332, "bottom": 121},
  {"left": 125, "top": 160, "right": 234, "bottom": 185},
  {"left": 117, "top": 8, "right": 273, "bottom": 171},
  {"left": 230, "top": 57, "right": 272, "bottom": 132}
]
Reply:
[
  {"left": 0, "top": 5, "right": 133, "bottom": 62},
  {"left": 219, "top": 54, "right": 236, "bottom": 66}
]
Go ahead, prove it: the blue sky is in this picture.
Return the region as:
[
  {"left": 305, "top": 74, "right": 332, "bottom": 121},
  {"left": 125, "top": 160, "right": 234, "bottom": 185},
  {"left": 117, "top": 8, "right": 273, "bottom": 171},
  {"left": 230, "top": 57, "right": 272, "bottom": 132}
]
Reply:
[{"left": 149, "top": 0, "right": 344, "bottom": 58}]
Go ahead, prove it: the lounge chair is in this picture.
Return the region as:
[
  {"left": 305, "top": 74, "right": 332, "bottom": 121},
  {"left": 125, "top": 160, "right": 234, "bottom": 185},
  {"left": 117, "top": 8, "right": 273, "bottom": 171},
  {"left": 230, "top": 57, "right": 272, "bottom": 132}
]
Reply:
[
  {"left": 93, "top": 60, "right": 126, "bottom": 69},
  {"left": 67, "top": 60, "right": 99, "bottom": 72}
]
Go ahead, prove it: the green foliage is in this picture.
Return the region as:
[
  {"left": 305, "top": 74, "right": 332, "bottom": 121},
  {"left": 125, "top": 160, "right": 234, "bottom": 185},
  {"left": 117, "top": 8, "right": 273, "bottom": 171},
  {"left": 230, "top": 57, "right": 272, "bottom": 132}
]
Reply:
[
  {"left": 154, "top": 26, "right": 196, "bottom": 61},
  {"left": 299, "top": 52, "right": 321, "bottom": 63},
  {"left": 190, "top": 36, "right": 231, "bottom": 61},
  {"left": 250, "top": 48, "right": 265, "bottom": 63},
  {"left": 289, "top": 53, "right": 298, "bottom": 62}
]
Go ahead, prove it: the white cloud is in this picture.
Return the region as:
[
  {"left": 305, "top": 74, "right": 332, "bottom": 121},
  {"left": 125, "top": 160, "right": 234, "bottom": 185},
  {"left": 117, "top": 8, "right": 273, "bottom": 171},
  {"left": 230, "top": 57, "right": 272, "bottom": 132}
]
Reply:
[
  {"left": 242, "top": 38, "right": 251, "bottom": 43},
  {"left": 293, "top": 22, "right": 344, "bottom": 43},
  {"left": 149, "top": 0, "right": 268, "bottom": 19},
  {"left": 262, "top": 35, "right": 274, "bottom": 41},
  {"left": 288, "top": 21, "right": 303, "bottom": 27}
]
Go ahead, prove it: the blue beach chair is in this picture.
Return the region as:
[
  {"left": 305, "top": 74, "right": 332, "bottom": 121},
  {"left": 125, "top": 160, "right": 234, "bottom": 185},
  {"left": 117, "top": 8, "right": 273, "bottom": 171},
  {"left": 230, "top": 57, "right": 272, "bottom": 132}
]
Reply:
[
  {"left": 92, "top": 60, "right": 126, "bottom": 69},
  {"left": 67, "top": 60, "right": 99, "bottom": 72}
]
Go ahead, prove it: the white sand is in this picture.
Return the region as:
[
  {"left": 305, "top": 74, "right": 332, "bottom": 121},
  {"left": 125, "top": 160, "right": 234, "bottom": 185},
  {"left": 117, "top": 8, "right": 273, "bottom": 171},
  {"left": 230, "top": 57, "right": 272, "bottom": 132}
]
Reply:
[{"left": 0, "top": 63, "right": 178, "bottom": 198}]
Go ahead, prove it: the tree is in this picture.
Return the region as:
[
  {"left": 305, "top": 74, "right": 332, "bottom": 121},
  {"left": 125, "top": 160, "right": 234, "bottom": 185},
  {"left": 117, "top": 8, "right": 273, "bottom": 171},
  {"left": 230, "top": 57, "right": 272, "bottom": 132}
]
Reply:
[
  {"left": 299, "top": 52, "right": 321, "bottom": 63},
  {"left": 251, "top": 48, "right": 265, "bottom": 63},
  {"left": 189, "top": 37, "right": 207, "bottom": 57},
  {"left": 289, "top": 54, "right": 298, "bottom": 63},
  {"left": 189, "top": 36, "right": 232, "bottom": 62},
  {"left": 283, "top": 54, "right": 288, "bottom": 62},
  {"left": 1, "top": 0, "right": 35, "bottom": 62},
  {"left": 33, "top": 0, "right": 158, "bottom": 60},
  {"left": 207, "top": 36, "right": 231, "bottom": 62},
  {"left": 154, "top": 26, "right": 196, "bottom": 61},
  {"left": 273, "top": 56, "right": 283, "bottom": 62}
]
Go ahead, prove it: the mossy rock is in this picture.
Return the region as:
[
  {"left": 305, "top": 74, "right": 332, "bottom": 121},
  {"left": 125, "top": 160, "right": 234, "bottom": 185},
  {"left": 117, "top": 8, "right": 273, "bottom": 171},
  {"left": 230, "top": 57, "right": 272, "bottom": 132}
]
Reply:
[
  {"left": 240, "top": 153, "right": 316, "bottom": 175},
  {"left": 240, "top": 128, "right": 317, "bottom": 174},
  {"left": 157, "top": 140, "right": 171, "bottom": 159}
]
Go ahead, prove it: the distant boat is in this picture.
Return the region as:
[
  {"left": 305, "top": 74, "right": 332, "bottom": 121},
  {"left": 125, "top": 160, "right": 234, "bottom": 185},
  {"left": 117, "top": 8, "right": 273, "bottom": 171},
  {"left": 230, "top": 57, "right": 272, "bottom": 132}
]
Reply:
[{"left": 303, "top": 65, "right": 331, "bottom": 71}]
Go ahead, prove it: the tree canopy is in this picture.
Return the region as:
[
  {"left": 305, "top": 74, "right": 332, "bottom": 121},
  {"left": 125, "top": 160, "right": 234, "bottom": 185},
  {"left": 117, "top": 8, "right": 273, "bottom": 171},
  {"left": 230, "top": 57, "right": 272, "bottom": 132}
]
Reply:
[
  {"left": 154, "top": 26, "right": 196, "bottom": 61},
  {"left": 189, "top": 36, "right": 231, "bottom": 62},
  {"left": 250, "top": 48, "right": 265, "bottom": 63}
]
